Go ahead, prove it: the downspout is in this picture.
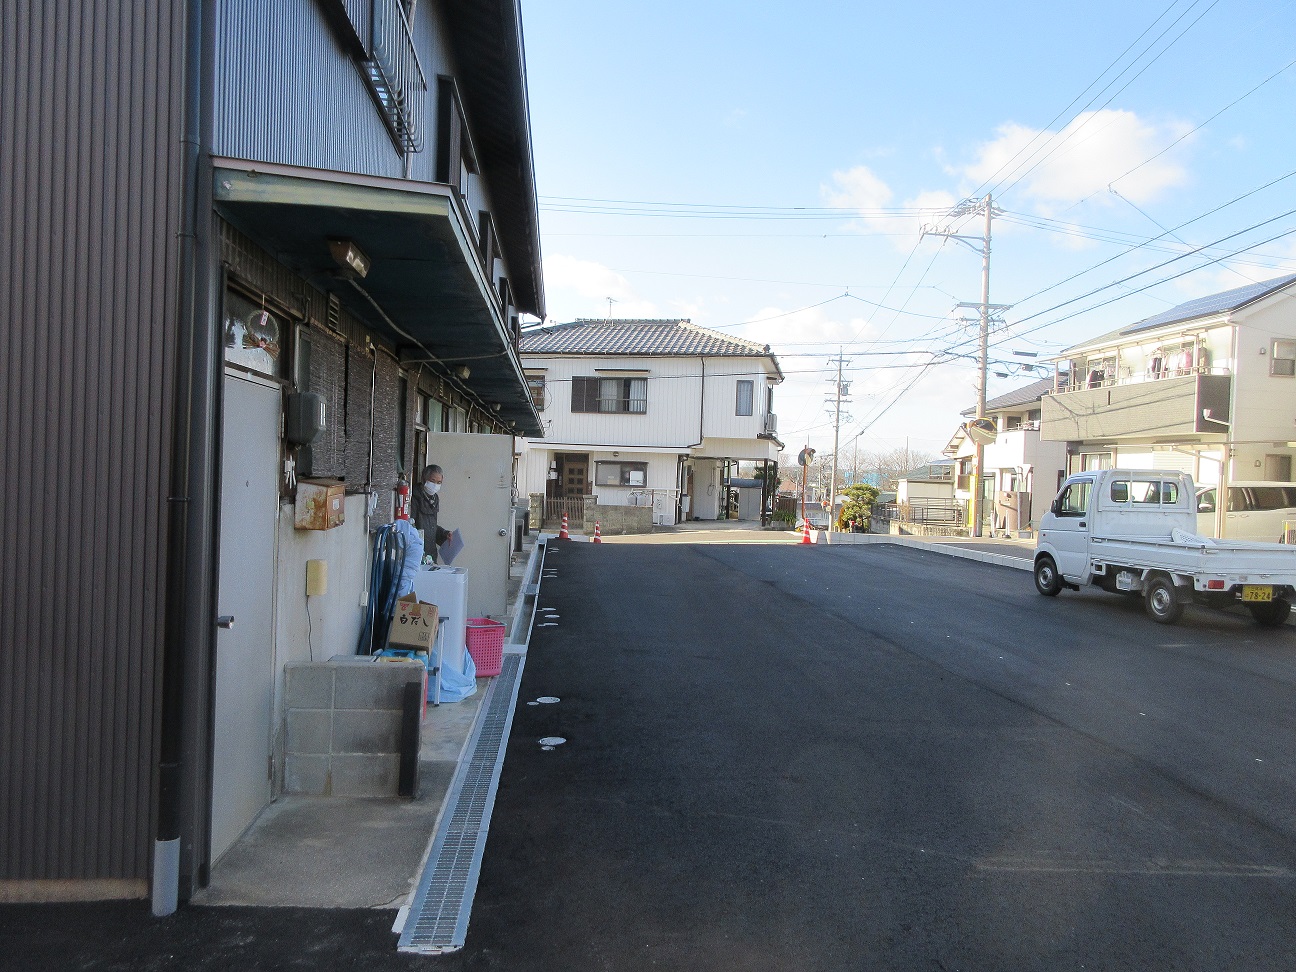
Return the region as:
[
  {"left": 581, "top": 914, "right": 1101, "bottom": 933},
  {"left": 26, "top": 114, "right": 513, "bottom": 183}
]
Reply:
[{"left": 157, "top": 0, "right": 217, "bottom": 917}]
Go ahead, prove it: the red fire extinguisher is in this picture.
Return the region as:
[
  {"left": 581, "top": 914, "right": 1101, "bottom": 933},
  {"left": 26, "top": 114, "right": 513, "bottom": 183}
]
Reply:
[{"left": 395, "top": 478, "right": 411, "bottom": 520}]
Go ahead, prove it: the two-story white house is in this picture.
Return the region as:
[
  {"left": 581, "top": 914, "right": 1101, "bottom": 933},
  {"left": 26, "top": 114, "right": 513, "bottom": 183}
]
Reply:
[
  {"left": 1041, "top": 274, "right": 1296, "bottom": 504},
  {"left": 944, "top": 377, "right": 1067, "bottom": 535},
  {"left": 518, "top": 319, "right": 784, "bottom": 526}
]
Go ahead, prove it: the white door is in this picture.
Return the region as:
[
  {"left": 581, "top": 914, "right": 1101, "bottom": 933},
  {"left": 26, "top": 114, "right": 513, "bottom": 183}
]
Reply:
[
  {"left": 1048, "top": 477, "right": 1094, "bottom": 581},
  {"left": 427, "top": 431, "right": 512, "bottom": 618},
  {"left": 212, "top": 373, "right": 281, "bottom": 861}
]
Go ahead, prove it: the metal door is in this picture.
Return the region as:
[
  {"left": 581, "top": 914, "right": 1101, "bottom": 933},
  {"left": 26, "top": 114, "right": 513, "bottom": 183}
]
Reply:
[
  {"left": 212, "top": 373, "right": 281, "bottom": 861},
  {"left": 427, "top": 432, "right": 513, "bottom": 618},
  {"left": 1049, "top": 477, "right": 1094, "bottom": 581}
]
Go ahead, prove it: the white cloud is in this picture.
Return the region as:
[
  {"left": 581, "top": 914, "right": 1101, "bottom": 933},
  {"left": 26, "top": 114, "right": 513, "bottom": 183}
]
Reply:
[
  {"left": 541, "top": 254, "right": 659, "bottom": 321},
  {"left": 956, "top": 110, "right": 1191, "bottom": 212},
  {"left": 822, "top": 165, "right": 894, "bottom": 211},
  {"left": 821, "top": 166, "right": 954, "bottom": 247}
]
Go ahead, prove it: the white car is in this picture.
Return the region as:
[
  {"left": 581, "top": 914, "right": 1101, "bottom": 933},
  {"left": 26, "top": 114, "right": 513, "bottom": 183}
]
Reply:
[{"left": 1196, "top": 482, "right": 1296, "bottom": 543}]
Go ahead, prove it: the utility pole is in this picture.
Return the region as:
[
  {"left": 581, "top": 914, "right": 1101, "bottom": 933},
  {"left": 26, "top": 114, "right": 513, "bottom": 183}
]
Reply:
[
  {"left": 921, "top": 195, "right": 1007, "bottom": 538},
  {"left": 825, "top": 350, "right": 852, "bottom": 534}
]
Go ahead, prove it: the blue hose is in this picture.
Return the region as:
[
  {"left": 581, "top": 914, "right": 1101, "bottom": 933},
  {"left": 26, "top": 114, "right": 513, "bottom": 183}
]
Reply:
[{"left": 357, "top": 523, "right": 407, "bottom": 655}]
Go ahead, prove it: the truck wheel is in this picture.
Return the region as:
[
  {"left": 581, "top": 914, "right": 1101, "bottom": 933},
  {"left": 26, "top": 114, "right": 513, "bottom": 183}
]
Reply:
[
  {"left": 1144, "top": 576, "right": 1184, "bottom": 625},
  {"left": 1034, "top": 555, "right": 1062, "bottom": 597},
  {"left": 1248, "top": 599, "right": 1291, "bottom": 628}
]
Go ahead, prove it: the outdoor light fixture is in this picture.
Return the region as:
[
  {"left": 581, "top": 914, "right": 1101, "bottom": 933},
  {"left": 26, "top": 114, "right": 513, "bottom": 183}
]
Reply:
[
  {"left": 327, "top": 238, "right": 370, "bottom": 278},
  {"left": 455, "top": 364, "right": 471, "bottom": 380}
]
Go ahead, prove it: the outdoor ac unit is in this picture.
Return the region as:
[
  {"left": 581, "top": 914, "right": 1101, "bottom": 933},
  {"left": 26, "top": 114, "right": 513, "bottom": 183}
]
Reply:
[{"left": 763, "top": 413, "right": 778, "bottom": 434}]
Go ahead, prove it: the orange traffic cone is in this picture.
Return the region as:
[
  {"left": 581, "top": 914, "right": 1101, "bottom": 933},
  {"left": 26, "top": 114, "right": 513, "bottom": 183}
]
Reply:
[
  {"left": 559, "top": 512, "right": 570, "bottom": 540},
  {"left": 800, "top": 520, "right": 813, "bottom": 544},
  {"left": 592, "top": 521, "right": 602, "bottom": 543}
]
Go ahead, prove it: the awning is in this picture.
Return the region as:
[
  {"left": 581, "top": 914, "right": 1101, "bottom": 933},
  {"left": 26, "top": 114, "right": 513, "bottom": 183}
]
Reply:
[{"left": 214, "top": 160, "right": 543, "bottom": 436}]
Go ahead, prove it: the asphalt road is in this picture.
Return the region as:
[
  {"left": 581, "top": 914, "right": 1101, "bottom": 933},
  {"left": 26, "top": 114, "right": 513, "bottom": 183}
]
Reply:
[
  {"left": 447, "top": 540, "right": 1296, "bottom": 971},
  {"left": 6, "top": 541, "right": 1296, "bottom": 970}
]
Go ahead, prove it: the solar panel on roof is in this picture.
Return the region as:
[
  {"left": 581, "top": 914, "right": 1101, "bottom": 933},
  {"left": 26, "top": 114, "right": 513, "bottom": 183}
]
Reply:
[{"left": 1120, "top": 273, "right": 1296, "bottom": 336}]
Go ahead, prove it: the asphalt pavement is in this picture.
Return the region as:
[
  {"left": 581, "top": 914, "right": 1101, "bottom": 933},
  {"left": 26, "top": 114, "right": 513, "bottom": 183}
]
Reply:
[
  {"left": 446, "top": 540, "right": 1296, "bottom": 970},
  {"left": 6, "top": 540, "right": 1296, "bottom": 969}
]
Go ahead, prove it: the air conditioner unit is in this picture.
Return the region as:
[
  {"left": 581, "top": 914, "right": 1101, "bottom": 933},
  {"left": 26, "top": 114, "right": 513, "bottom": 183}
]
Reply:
[{"left": 763, "top": 413, "right": 778, "bottom": 434}]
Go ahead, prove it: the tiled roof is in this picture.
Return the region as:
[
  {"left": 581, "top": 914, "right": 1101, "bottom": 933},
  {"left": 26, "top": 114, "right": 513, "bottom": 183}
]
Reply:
[
  {"left": 960, "top": 377, "right": 1053, "bottom": 416},
  {"left": 520, "top": 318, "right": 775, "bottom": 358},
  {"left": 1062, "top": 273, "right": 1296, "bottom": 354}
]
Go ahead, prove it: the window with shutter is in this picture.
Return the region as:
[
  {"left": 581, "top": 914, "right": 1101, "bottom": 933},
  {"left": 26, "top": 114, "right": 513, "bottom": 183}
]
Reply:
[{"left": 572, "top": 376, "right": 600, "bottom": 412}]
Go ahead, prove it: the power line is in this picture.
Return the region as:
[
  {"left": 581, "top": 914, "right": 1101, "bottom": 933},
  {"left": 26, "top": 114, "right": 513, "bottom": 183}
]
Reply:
[
  {"left": 965, "top": 0, "right": 1200, "bottom": 199},
  {"left": 991, "top": 0, "right": 1223, "bottom": 201}
]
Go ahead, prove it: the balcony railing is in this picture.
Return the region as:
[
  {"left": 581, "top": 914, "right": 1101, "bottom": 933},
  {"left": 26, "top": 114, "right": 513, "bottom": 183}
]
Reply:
[{"left": 360, "top": 0, "right": 427, "bottom": 152}]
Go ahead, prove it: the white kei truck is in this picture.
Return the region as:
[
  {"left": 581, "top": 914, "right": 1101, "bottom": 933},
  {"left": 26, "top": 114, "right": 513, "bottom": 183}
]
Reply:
[{"left": 1034, "top": 469, "right": 1296, "bottom": 627}]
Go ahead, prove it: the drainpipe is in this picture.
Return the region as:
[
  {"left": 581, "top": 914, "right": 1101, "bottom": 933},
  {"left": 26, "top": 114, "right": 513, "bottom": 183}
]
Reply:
[{"left": 157, "top": 0, "right": 218, "bottom": 917}]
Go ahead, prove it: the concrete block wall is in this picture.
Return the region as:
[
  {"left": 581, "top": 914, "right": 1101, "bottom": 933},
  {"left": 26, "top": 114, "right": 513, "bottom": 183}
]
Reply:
[
  {"left": 582, "top": 497, "right": 654, "bottom": 535},
  {"left": 283, "top": 659, "right": 424, "bottom": 796}
]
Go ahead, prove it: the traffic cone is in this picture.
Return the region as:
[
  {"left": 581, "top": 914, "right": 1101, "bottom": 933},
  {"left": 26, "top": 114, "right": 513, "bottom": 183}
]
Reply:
[
  {"left": 800, "top": 520, "right": 813, "bottom": 544},
  {"left": 592, "top": 521, "right": 602, "bottom": 543},
  {"left": 559, "top": 512, "right": 570, "bottom": 540}
]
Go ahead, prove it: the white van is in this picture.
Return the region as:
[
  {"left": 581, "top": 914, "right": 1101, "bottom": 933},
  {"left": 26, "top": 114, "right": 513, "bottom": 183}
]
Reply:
[{"left": 1195, "top": 482, "right": 1296, "bottom": 542}]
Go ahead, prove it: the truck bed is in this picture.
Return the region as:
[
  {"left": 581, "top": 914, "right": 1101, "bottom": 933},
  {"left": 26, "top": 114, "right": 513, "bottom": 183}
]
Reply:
[{"left": 1090, "top": 532, "right": 1296, "bottom": 583}]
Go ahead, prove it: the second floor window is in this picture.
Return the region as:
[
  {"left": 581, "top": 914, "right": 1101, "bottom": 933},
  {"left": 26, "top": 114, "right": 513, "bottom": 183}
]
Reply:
[
  {"left": 526, "top": 374, "right": 546, "bottom": 410},
  {"left": 735, "top": 380, "right": 754, "bottom": 416},
  {"left": 1272, "top": 340, "right": 1296, "bottom": 377},
  {"left": 572, "top": 376, "right": 647, "bottom": 414}
]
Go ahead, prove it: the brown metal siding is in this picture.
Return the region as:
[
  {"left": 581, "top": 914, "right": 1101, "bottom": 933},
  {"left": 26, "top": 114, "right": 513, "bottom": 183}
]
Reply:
[{"left": 0, "top": 1, "right": 186, "bottom": 883}]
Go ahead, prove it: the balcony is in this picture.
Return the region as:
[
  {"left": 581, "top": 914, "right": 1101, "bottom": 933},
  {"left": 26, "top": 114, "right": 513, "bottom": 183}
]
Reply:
[{"left": 1041, "top": 372, "right": 1231, "bottom": 442}]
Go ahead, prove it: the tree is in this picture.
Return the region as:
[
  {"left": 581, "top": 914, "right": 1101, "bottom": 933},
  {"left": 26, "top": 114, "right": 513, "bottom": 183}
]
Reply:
[{"left": 837, "top": 483, "right": 879, "bottom": 531}]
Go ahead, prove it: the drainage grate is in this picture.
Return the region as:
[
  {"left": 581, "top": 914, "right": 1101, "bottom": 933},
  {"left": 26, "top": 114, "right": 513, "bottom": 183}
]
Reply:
[{"left": 398, "top": 653, "right": 526, "bottom": 954}]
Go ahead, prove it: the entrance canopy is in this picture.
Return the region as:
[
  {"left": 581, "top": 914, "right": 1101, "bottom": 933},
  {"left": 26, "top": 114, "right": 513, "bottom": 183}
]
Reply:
[{"left": 215, "top": 161, "right": 542, "bottom": 436}]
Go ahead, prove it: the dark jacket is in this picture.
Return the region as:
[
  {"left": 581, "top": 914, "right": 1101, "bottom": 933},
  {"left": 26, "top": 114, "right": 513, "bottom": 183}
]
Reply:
[{"left": 410, "top": 487, "right": 450, "bottom": 560}]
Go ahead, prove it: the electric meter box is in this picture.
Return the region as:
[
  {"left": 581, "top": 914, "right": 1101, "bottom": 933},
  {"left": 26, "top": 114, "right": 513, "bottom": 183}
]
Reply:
[{"left": 286, "top": 392, "right": 326, "bottom": 446}]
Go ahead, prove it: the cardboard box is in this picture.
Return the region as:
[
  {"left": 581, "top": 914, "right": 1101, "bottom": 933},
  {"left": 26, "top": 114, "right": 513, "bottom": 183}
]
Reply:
[
  {"left": 389, "top": 593, "right": 439, "bottom": 650},
  {"left": 296, "top": 479, "right": 345, "bottom": 531}
]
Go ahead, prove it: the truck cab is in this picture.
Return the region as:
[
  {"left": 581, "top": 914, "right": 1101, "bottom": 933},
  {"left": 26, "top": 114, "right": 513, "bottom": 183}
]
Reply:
[{"left": 1035, "top": 469, "right": 1296, "bottom": 626}]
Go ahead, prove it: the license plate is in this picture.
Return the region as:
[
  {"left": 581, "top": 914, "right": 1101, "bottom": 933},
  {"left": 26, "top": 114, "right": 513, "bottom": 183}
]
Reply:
[{"left": 1242, "top": 585, "right": 1273, "bottom": 602}]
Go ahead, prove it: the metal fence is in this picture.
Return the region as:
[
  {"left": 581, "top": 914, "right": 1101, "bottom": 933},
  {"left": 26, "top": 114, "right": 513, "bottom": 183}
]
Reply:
[
  {"left": 543, "top": 496, "right": 586, "bottom": 529},
  {"left": 875, "top": 500, "right": 967, "bottom": 526}
]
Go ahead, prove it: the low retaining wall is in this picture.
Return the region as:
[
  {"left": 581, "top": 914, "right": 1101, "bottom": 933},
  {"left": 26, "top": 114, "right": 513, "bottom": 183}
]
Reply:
[{"left": 583, "top": 497, "right": 654, "bottom": 535}]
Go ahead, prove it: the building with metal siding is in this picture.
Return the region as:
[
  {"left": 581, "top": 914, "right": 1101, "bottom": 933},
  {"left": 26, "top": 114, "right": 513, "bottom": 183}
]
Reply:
[
  {"left": 2, "top": 0, "right": 545, "bottom": 906},
  {"left": 1, "top": 1, "right": 187, "bottom": 899}
]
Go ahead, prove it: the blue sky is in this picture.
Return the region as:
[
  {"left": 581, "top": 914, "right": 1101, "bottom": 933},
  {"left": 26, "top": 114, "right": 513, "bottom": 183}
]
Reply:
[{"left": 520, "top": 0, "right": 1296, "bottom": 461}]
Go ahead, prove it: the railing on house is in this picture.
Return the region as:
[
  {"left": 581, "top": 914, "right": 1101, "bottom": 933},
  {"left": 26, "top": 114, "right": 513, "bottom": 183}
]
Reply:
[
  {"left": 361, "top": 0, "right": 427, "bottom": 152},
  {"left": 1053, "top": 363, "right": 1229, "bottom": 395},
  {"left": 878, "top": 500, "right": 967, "bottom": 525},
  {"left": 543, "top": 497, "right": 586, "bottom": 530}
]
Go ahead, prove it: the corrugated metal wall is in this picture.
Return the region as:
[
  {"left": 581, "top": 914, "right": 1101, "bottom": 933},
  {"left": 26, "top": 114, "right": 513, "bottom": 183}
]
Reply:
[
  {"left": 213, "top": 0, "right": 403, "bottom": 179},
  {"left": 0, "top": 1, "right": 187, "bottom": 885}
]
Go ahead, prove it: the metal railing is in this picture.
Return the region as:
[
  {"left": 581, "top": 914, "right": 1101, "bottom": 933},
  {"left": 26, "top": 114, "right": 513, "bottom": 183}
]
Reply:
[
  {"left": 543, "top": 497, "right": 586, "bottom": 530},
  {"left": 1053, "top": 363, "right": 1227, "bottom": 395},
  {"left": 362, "top": 0, "right": 427, "bottom": 152}
]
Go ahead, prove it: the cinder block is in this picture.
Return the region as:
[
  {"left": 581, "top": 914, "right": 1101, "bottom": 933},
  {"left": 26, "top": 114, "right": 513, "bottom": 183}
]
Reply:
[
  {"left": 285, "top": 709, "right": 332, "bottom": 755},
  {"left": 332, "top": 710, "right": 403, "bottom": 754},
  {"left": 284, "top": 663, "right": 334, "bottom": 709},
  {"left": 330, "top": 753, "right": 400, "bottom": 796},
  {"left": 332, "top": 660, "right": 422, "bottom": 709},
  {"left": 284, "top": 754, "right": 331, "bottom": 795}
]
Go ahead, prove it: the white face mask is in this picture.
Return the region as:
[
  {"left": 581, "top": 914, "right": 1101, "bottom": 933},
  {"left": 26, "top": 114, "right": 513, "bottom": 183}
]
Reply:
[{"left": 423, "top": 481, "right": 441, "bottom": 496}]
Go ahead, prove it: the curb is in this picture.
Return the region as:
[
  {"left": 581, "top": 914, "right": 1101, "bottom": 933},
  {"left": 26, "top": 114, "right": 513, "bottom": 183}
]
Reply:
[{"left": 814, "top": 533, "right": 1034, "bottom": 572}]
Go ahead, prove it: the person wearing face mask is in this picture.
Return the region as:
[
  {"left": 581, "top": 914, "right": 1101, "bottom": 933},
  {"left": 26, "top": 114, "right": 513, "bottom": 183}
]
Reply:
[{"left": 410, "top": 464, "right": 452, "bottom": 562}]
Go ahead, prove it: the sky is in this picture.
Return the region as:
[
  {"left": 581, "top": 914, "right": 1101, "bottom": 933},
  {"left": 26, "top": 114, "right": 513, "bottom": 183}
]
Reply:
[{"left": 518, "top": 0, "right": 1296, "bottom": 463}]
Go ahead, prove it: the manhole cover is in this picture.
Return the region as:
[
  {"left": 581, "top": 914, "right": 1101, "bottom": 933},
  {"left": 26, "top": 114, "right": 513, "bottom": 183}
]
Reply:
[
  {"left": 538, "top": 736, "right": 566, "bottom": 747},
  {"left": 536, "top": 696, "right": 560, "bottom": 704}
]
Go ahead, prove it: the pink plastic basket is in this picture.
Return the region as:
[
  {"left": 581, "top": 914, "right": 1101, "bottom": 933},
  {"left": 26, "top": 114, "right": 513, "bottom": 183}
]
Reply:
[{"left": 465, "top": 617, "right": 505, "bottom": 677}]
